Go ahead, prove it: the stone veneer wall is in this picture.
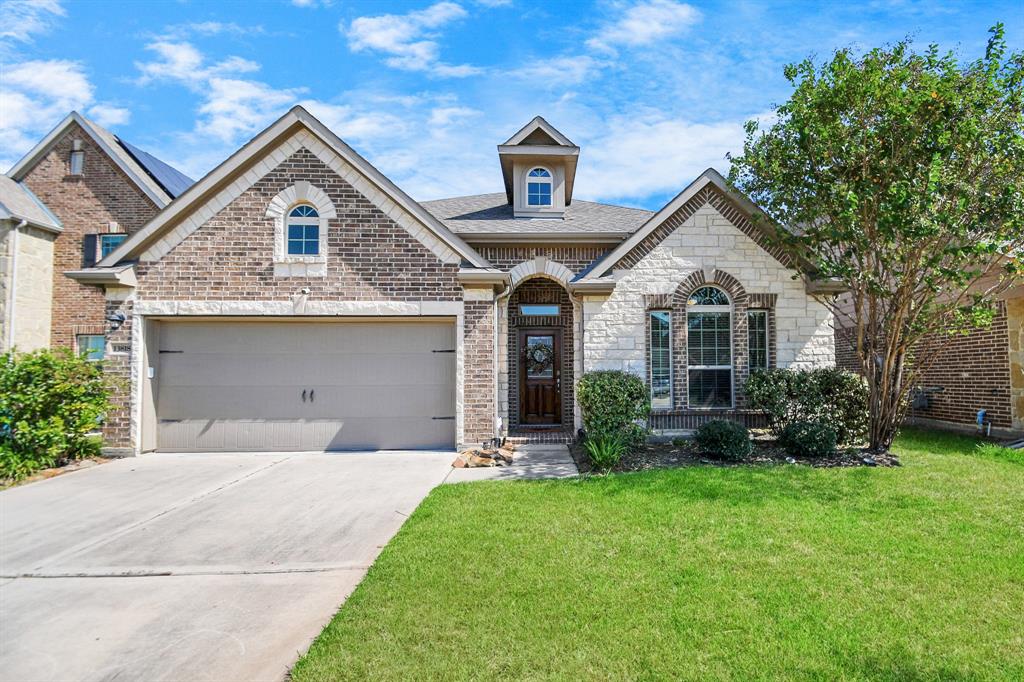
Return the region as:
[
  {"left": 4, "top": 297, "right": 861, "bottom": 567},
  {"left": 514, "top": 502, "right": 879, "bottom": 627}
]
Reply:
[
  {"left": 1, "top": 223, "right": 57, "bottom": 352},
  {"left": 20, "top": 122, "right": 159, "bottom": 349},
  {"left": 585, "top": 202, "right": 834, "bottom": 413},
  {"left": 0, "top": 225, "right": 9, "bottom": 348},
  {"left": 1009, "top": 296, "right": 1024, "bottom": 432},
  {"left": 102, "top": 146, "right": 472, "bottom": 451}
]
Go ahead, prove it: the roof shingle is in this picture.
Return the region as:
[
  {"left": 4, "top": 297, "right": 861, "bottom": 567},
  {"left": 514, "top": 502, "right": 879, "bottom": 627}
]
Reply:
[{"left": 421, "top": 192, "right": 652, "bottom": 235}]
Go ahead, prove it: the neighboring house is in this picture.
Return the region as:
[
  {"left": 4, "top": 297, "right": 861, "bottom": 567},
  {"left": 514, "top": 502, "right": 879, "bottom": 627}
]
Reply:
[
  {"left": 15, "top": 106, "right": 834, "bottom": 455},
  {"left": 835, "top": 282, "right": 1024, "bottom": 439},
  {"left": 5, "top": 111, "right": 193, "bottom": 362},
  {"left": 0, "top": 175, "right": 62, "bottom": 351}
]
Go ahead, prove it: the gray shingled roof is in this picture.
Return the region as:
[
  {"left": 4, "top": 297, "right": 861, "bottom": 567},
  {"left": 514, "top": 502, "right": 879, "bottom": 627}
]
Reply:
[
  {"left": 421, "top": 192, "right": 652, "bottom": 235},
  {"left": 0, "top": 175, "right": 61, "bottom": 231}
]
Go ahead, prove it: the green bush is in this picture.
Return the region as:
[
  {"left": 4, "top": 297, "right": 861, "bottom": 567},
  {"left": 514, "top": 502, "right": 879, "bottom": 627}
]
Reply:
[
  {"left": 583, "top": 432, "right": 627, "bottom": 472},
  {"left": 746, "top": 368, "right": 867, "bottom": 445},
  {"left": 0, "top": 348, "right": 111, "bottom": 481},
  {"left": 694, "top": 419, "right": 752, "bottom": 461},
  {"left": 576, "top": 370, "right": 650, "bottom": 449},
  {"left": 780, "top": 421, "right": 838, "bottom": 458}
]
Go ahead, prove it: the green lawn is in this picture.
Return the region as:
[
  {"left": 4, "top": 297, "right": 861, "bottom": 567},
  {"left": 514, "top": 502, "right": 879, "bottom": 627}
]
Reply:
[{"left": 292, "top": 429, "right": 1024, "bottom": 681}]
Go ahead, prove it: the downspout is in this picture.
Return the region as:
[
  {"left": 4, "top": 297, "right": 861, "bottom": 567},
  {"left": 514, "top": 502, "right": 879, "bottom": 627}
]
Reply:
[{"left": 5, "top": 219, "right": 26, "bottom": 351}]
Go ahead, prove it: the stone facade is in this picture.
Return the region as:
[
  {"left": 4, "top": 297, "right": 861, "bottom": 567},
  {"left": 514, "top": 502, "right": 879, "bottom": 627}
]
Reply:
[
  {"left": 585, "top": 201, "right": 833, "bottom": 429},
  {"left": 0, "top": 224, "right": 56, "bottom": 351},
  {"left": 19, "top": 122, "right": 160, "bottom": 350}
]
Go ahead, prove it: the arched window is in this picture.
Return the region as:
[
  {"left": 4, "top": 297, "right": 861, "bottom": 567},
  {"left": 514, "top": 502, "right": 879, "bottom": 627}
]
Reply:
[
  {"left": 526, "top": 167, "right": 552, "bottom": 206},
  {"left": 287, "top": 204, "right": 320, "bottom": 255},
  {"left": 686, "top": 286, "right": 732, "bottom": 408}
]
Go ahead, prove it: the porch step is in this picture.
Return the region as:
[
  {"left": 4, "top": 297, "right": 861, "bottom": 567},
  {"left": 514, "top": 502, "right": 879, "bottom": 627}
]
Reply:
[{"left": 505, "top": 429, "right": 576, "bottom": 446}]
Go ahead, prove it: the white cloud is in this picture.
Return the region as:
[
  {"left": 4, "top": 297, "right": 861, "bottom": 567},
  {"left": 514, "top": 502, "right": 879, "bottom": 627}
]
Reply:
[
  {"left": 292, "top": 0, "right": 334, "bottom": 6},
  {"left": 345, "top": 2, "right": 481, "bottom": 77},
  {"left": 509, "top": 55, "right": 602, "bottom": 86},
  {"left": 88, "top": 103, "right": 131, "bottom": 127},
  {"left": 577, "top": 112, "right": 744, "bottom": 201},
  {"left": 135, "top": 41, "right": 259, "bottom": 85},
  {"left": 428, "top": 106, "right": 480, "bottom": 126},
  {"left": 0, "top": 59, "right": 132, "bottom": 171},
  {"left": 0, "top": 0, "right": 64, "bottom": 48},
  {"left": 587, "top": 0, "right": 701, "bottom": 52},
  {"left": 158, "top": 21, "right": 266, "bottom": 40}
]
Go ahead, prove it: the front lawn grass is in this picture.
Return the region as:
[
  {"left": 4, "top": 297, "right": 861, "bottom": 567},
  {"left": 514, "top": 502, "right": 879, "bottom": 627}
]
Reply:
[{"left": 292, "top": 428, "right": 1024, "bottom": 680}]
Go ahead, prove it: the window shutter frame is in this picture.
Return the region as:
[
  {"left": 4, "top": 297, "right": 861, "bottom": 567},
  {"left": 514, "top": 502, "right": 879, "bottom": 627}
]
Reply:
[{"left": 82, "top": 234, "right": 98, "bottom": 268}]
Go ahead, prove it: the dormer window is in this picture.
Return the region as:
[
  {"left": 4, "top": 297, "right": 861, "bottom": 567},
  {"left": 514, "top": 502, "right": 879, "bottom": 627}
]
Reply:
[
  {"left": 526, "top": 168, "right": 552, "bottom": 206},
  {"left": 287, "top": 204, "right": 320, "bottom": 255}
]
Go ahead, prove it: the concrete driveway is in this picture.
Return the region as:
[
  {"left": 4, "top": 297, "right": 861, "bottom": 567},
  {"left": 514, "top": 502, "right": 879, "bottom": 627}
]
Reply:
[{"left": 0, "top": 450, "right": 453, "bottom": 682}]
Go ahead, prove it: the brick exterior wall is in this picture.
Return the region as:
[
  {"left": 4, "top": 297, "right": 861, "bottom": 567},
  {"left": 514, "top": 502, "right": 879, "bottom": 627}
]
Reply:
[
  {"left": 906, "top": 302, "right": 1013, "bottom": 430},
  {"left": 476, "top": 245, "right": 607, "bottom": 274},
  {"left": 135, "top": 149, "right": 460, "bottom": 301},
  {"left": 834, "top": 297, "right": 1022, "bottom": 435},
  {"left": 102, "top": 145, "right": 471, "bottom": 450},
  {"left": 463, "top": 294, "right": 496, "bottom": 445},
  {"left": 507, "top": 278, "right": 575, "bottom": 428},
  {"left": 19, "top": 122, "right": 160, "bottom": 349}
]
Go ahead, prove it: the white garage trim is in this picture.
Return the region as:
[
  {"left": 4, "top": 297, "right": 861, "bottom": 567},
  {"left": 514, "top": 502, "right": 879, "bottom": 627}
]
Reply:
[{"left": 145, "top": 318, "right": 458, "bottom": 452}]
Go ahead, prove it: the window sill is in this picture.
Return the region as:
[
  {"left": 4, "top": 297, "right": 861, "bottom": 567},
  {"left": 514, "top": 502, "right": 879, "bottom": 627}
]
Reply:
[{"left": 273, "top": 259, "right": 326, "bottom": 277}]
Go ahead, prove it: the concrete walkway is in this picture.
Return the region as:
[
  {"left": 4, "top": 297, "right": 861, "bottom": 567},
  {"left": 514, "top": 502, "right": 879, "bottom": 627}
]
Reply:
[
  {"left": 0, "top": 450, "right": 453, "bottom": 682},
  {"left": 444, "top": 444, "right": 579, "bottom": 483}
]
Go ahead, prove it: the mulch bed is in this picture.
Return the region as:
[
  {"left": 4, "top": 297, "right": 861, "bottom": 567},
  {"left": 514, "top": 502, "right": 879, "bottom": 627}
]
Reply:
[{"left": 570, "top": 438, "right": 900, "bottom": 475}]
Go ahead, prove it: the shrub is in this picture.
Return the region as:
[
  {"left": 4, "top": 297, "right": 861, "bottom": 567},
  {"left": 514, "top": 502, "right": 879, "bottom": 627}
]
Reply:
[
  {"left": 780, "top": 421, "right": 838, "bottom": 458},
  {"left": 746, "top": 368, "right": 867, "bottom": 445},
  {"left": 694, "top": 419, "right": 752, "bottom": 461},
  {"left": 583, "top": 432, "right": 627, "bottom": 472},
  {"left": 0, "top": 348, "right": 111, "bottom": 481},
  {"left": 576, "top": 370, "right": 650, "bottom": 449}
]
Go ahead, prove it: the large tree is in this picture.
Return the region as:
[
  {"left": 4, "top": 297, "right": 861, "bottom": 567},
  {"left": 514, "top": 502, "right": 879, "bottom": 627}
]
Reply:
[{"left": 729, "top": 25, "right": 1024, "bottom": 453}]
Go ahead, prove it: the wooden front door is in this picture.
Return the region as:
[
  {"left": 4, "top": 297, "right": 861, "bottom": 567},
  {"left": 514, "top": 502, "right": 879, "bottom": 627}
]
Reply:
[{"left": 519, "top": 329, "right": 561, "bottom": 425}]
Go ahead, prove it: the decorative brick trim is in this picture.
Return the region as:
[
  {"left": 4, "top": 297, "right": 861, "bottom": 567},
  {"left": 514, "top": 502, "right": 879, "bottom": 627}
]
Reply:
[
  {"left": 668, "top": 269, "right": 751, "bottom": 409},
  {"left": 650, "top": 410, "right": 769, "bottom": 431},
  {"left": 265, "top": 181, "right": 336, "bottom": 277},
  {"left": 612, "top": 184, "right": 792, "bottom": 271},
  {"left": 643, "top": 293, "right": 672, "bottom": 310}
]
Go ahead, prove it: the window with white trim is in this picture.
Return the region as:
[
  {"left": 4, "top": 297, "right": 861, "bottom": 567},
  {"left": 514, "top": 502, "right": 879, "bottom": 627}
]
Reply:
[
  {"left": 526, "top": 168, "right": 552, "bottom": 206},
  {"left": 649, "top": 311, "right": 672, "bottom": 409},
  {"left": 286, "top": 205, "right": 320, "bottom": 255},
  {"left": 748, "top": 310, "right": 769, "bottom": 371},
  {"left": 687, "top": 286, "right": 732, "bottom": 408}
]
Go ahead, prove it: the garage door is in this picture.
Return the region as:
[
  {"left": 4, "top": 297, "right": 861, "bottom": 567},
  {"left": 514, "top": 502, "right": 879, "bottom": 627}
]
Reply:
[{"left": 155, "top": 320, "right": 456, "bottom": 451}]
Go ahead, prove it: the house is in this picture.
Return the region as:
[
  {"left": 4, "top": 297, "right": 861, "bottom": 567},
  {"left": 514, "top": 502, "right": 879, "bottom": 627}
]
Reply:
[
  {"left": 0, "top": 175, "right": 62, "bottom": 351},
  {"left": 12, "top": 106, "right": 836, "bottom": 455},
  {"left": 835, "top": 282, "right": 1024, "bottom": 439},
  {"left": 6, "top": 111, "right": 193, "bottom": 362}
]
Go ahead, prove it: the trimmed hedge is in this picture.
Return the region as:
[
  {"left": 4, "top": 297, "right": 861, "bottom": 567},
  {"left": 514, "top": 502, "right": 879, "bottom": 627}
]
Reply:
[
  {"left": 780, "top": 421, "right": 838, "bottom": 458},
  {"left": 577, "top": 370, "right": 650, "bottom": 449},
  {"left": 745, "top": 368, "right": 867, "bottom": 445},
  {"left": 695, "top": 419, "right": 752, "bottom": 461},
  {"left": 1, "top": 348, "right": 111, "bottom": 481}
]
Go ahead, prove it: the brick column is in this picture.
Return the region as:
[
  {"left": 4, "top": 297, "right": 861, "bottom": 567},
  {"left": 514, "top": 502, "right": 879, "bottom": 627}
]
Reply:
[
  {"left": 462, "top": 288, "right": 496, "bottom": 446},
  {"left": 100, "top": 295, "right": 135, "bottom": 455}
]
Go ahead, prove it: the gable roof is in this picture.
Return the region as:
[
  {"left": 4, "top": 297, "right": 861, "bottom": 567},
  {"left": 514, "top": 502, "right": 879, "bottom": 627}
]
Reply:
[
  {"left": 579, "top": 168, "right": 787, "bottom": 281},
  {"left": 7, "top": 112, "right": 193, "bottom": 207},
  {"left": 502, "top": 116, "right": 576, "bottom": 147},
  {"left": 423, "top": 192, "right": 651, "bottom": 240},
  {"left": 0, "top": 175, "right": 61, "bottom": 232},
  {"left": 98, "top": 106, "right": 489, "bottom": 269}
]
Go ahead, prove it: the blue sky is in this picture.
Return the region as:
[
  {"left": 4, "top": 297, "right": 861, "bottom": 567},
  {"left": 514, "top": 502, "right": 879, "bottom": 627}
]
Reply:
[{"left": 1, "top": 0, "right": 1021, "bottom": 210}]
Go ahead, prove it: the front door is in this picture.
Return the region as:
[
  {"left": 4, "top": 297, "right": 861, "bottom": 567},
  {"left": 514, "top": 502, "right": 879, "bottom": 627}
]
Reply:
[{"left": 519, "top": 329, "right": 561, "bottom": 425}]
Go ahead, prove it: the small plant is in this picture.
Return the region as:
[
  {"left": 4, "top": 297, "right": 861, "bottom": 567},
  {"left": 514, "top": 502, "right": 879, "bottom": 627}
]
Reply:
[
  {"left": 0, "top": 348, "right": 111, "bottom": 481},
  {"left": 583, "top": 432, "right": 627, "bottom": 472},
  {"left": 695, "top": 420, "right": 752, "bottom": 461},
  {"left": 576, "top": 370, "right": 650, "bottom": 449},
  {"left": 780, "top": 421, "right": 838, "bottom": 458}
]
